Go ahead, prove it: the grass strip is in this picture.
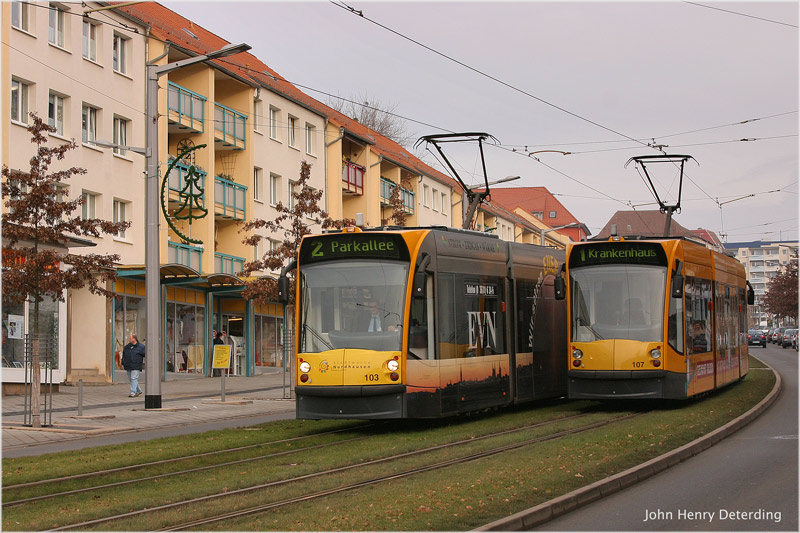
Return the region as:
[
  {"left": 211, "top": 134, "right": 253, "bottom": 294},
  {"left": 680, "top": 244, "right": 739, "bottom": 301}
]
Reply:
[{"left": 2, "top": 356, "right": 773, "bottom": 531}]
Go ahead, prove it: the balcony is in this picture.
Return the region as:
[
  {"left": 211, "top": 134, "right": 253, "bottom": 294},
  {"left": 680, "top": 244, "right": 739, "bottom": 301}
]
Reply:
[
  {"left": 214, "top": 252, "right": 245, "bottom": 275},
  {"left": 167, "top": 82, "right": 205, "bottom": 133},
  {"left": 168, "top": 241, "right": 202, "bottom": 271},
  {"left": 380, "top": 177, "right": 415, "bottom": 214},
  {"left": 342, "top": 160, "right": 364, "bottom": 195},
  {"left": 214, "top": 103, "right": 246, "bottom": 150},
  {"left": 214, "top": 175, "right": 247, "bottom": 221},
  {"left": 166, "top": 157, "right": 206, "bottom": 208}
]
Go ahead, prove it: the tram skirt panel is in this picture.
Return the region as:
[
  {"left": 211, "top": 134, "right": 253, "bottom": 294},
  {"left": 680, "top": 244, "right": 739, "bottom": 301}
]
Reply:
[
  {"left": 568, "top": 370, "right": 688, "bottom": 399},
  {"left": 296, "top": 385, "right": 406, "bottom": 419}
]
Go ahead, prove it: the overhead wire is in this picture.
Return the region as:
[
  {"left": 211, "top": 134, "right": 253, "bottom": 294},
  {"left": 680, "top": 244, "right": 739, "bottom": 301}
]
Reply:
[
  {"left": 329, "top": 0, "right": 654, "bottom": 150},
  {"left": 682, "top": 1, "right": 799, "bottom": 28},
  {"left": 501, "top": 110, "right": 799, "bottom": 150}
]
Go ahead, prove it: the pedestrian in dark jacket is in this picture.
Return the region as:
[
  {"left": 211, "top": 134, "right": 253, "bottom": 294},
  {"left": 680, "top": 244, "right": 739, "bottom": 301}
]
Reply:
[{"left": 122, "top": 334, "right": 145, "bottom": 398}]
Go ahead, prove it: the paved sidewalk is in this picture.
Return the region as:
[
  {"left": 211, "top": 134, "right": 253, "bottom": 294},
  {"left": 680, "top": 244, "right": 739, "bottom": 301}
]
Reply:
[{"left": 2, "top": 370, "right": 296, "bottom": 458}]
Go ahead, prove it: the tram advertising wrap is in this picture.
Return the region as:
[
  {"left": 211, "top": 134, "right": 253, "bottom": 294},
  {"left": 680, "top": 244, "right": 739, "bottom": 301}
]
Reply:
[
  {"left": 290, "top": 227, "right": 567, "bottom": 419},
  {"left": 558, "top": 238, "right": 752, "bottom": 400}
]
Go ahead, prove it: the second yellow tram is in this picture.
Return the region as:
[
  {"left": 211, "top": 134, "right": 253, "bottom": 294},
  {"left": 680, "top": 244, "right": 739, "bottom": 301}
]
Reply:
[{"left": 557, "top": 238, "right": 753, "bottom": 399}]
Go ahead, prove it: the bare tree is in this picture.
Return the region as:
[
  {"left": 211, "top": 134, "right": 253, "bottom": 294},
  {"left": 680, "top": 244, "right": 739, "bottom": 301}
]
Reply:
[
  {"left": 2, "top": 115, "right": 130, "bottom": 426},
  {"left": 328, "top": 92, "right": 416, "bottom": 148}
]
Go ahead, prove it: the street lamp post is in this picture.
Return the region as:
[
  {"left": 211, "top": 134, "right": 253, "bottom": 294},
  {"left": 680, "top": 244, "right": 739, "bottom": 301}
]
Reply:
[{"left": 143, "top": 43, "right": 250, "bottom": 409}]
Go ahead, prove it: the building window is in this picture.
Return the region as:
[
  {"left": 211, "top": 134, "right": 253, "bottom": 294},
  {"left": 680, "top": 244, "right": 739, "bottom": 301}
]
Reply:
[
  {"left": 432, "top": 188, "right": 439, "bottom": 211},
  {"left": 82, "top": 105, "right": 98, "bottom": 145},
  {"left": 288, "top": 116, "right": 297, "bottom": 147},
  {"left": 113, "top": 199, "right": 128, "bottom": 238},
  {"left": 11, "top": 1, "right": 29, "bottom": 31},
  {"left": 270, "top": 173, "right": 280, "bottom": 206},
  {"left": 113, "top": 34, "right": 128, "bottom": 74},
  {"left": 48, "top": 93, "right": 65, "bottom": 136},
  {"left": 423, "top": 184, "right": 430, "bottom": 207},
  {"left": 49, "top": 6, "right": 66, "bottom": 47},
  {"left": 82, "top": 191, "right": 97, "bottom": 220},
  {"left": 83, "top": 21, "right": 98, "bottom": 61},
  {"left": 253, "top": 98, "right": 263, "bottom": 133},
  {"left": 549, "top": 211, "right": 557, "bottom": 218},
  {"left": 288, "top": 180, "right": 296, "bottom": 210},
  {"left": 269, "top": 107, "right": 279, "bottom": 139},
  {"left": 253, "top": 167, "right": 263, "bottom": 201},
  {"left": 441, "top": 192, "right": 447, "bottom": 213},
  {"left": 11, "top": 79, "right": 29, "bottom": 124},
  {"left": 306, "top": 123, "right": 315, "bottom": 155},
  {"left": 113, "top": 117, "right": 128, "bottom": 156}
]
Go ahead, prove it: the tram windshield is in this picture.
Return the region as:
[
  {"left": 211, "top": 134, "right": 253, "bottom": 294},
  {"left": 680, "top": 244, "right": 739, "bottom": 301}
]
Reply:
[
  {"left": 570, "top": 265, "right": 666, "bottom": 342},
  {"left": 299, "top": 259, "right": 409, "bottom": 353}
]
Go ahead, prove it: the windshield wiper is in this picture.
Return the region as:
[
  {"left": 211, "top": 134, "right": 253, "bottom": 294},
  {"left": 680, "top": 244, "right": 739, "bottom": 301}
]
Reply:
[
  {"left": 577, "top": 316, "right": 605, "bottom": 340},
  {"left": 304, "top": 324, "right": 334, "bottom": 351}
]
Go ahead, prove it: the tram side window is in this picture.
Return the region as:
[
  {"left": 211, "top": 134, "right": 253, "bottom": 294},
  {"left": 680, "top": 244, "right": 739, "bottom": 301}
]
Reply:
[
  {"left": 715, "top": 282, "right": 728, "bottom": 355},
  {"left": 408, "top": 274, "right": 434, "bottom": 360},
  {"left": 668, "top": 281, "right": 684, "bottom": 354},
  {"left": 438, "top": 273, "right": 505, "bottom": 359},
  {"left": 738, "top": 288, "right": 747, "bottom": 349},
  {"left": 725, "top": 284, "right": 737, "bottom": 352},
  {"left": 685, "top": 276, "right": 712, "bottom": 354}
]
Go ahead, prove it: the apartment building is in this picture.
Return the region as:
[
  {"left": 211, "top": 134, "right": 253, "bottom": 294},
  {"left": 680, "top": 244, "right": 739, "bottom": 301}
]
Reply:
[
  {"left": 3, "top": 2, "right": 585, "bottom": 391},
  {"left": 2, "top": 2, "right": 330, "bottom": 387},
  {"left": 3, "top": 1, "right": 148, "bottom": 389},
  {"left": 725, "top": 240, "right": 798, "bottom": 328}
]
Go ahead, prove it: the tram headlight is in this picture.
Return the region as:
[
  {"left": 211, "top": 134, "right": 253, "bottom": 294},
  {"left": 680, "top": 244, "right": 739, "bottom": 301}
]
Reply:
[
  {"left": 299, "top": 361, "right": 311, "bottom": 373},
  {"left": 650, "top": 348, "right": 662, "bottom": 359},
  {"left": 387, "top": 360, "right": 399, "bottom": 372},
  {"left": 572, "top": 348, "right": 583, "bottom": 359}
]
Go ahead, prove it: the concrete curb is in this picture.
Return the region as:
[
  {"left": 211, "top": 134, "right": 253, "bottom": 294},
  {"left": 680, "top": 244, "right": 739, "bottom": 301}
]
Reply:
[{"left": 475, "top": 363, "right": 782, "bottom": 531}]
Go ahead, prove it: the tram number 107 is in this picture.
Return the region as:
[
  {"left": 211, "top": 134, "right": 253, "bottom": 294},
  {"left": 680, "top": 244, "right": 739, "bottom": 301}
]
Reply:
[{"left": 632, "top": 361, "right": 645, "bottom": 368}]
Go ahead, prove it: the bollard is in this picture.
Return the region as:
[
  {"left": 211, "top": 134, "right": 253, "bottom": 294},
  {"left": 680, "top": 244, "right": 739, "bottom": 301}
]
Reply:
[{"left": 78, "top": 379, "right": 84, "bottom": 416}]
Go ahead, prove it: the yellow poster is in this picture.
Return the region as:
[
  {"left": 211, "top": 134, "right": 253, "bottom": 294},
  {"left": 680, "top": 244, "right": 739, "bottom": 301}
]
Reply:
[{"left": 212, "top": 345, "right": 232, "bottom": 369}]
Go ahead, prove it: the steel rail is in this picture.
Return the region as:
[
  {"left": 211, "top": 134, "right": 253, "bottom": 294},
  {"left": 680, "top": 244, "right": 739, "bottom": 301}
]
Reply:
[
  {"left": 3, "top": 425, "right": 371, "bottom": 492},
  {"left": 48, "top": 412, "right": 638, "bottom": 531}
]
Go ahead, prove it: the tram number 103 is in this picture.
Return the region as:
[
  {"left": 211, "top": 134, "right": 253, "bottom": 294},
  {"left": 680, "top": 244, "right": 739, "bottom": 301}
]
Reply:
[{"left": 365, "top": 373, "right": 380, "bottom": 382}]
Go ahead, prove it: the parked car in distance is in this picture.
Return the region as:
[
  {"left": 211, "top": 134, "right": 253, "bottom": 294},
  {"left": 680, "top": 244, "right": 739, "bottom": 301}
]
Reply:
[
  {"left": 772, "top": 327, "right": 787, "bottom": 344},
  {"left": 780, "top": 329, "right": 796, "bottom": 348},
  {"left": 766, "top": 328, "right": 774, "bottom": 341},
  {"left": 747, "top": 329, "right": 767, "bottom": 348}
]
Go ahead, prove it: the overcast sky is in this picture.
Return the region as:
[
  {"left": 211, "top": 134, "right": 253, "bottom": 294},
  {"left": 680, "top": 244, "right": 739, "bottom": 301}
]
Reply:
[{"left": 166, "top": 0, "right": 798, "bottom": 243}]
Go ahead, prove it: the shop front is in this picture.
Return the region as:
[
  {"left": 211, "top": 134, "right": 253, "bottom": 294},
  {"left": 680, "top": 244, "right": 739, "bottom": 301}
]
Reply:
[{"left": 112, "top": 265, "right": 285, "bottom": 381}]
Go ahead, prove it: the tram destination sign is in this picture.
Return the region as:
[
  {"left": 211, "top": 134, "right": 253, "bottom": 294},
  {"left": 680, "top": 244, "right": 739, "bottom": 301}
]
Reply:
[
  {"left": 569, "top": 242, "right": 667, "bottom": 268},
  {"left": 300, "top": 233, "right": 410, "bottom": 264}
]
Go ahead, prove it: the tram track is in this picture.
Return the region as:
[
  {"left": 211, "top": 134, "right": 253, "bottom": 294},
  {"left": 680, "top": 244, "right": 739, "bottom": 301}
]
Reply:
[
  {"left": 2, "top": 425, "right": 370, "bottom": 502},
  {"left": 42, "top": 411, "right": 642, "bottom": 531}
]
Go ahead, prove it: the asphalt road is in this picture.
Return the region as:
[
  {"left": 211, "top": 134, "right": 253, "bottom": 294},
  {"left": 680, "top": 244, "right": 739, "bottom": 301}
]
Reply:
[{"left": 537, "top": 344, "right": 798, "bottom": 531}]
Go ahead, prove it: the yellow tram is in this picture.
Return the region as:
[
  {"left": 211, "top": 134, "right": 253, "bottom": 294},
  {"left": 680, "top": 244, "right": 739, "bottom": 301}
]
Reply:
[
  {"left": 281, "top": 226, "right": 567, "bottom": 419},
  {"left": 556, "top": 237, "right": 753, "bottom": 399}
]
